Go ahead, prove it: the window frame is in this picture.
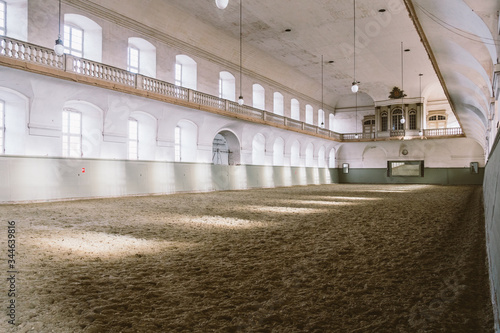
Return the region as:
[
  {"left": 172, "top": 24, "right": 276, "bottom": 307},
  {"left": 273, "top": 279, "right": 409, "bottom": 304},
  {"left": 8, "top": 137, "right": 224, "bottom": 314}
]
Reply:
[
  {"left": 381, "top": 111, "right": 388, "bottom": 132},
  {"left": 409, "top": 109, "right": 417, "bottom": 130},
  {"left": 387, "top": 160, "right": 424, "bottom": 177},
  {"left": 0, "top": 0, "right": 6, "bottom": 36},
  {"left": 128, "top": 118, "right": 139, "bottom": 160},
  {"left": 127, "top": 46, "right": 140, "bottom": 74},
  {"left": 62, "top": 109, "right": 82, "bottom": 158},
  {"left": 391, "top": 108, "right": 404, "bottom": 131},
  {"left": 63, "top": 24, "right": 84, "bottom": 57}
]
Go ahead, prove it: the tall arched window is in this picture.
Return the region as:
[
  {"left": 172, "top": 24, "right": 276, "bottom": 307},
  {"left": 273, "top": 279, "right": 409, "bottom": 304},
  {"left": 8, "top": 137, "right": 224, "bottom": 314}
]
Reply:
[
  {"left": 252, "top": 133, "right": 266, "bottom": 165},
  {"left": 0, "top": 88, "right": 28, "bottom": 155},
  {"left": 62, "top": 109, "right": 82, "bottom": 157},
  {"left": 253, "top": 84, "right": 265, "bottom": 110},
  {"left": 273, "top": 92, "right": 284, "bottom": 116},
  {"left": 175, "top": 55, "right": 197, "bottom": 90},
  {"left": 291, "top": 99, "right": 300, "bottom": 120},
  {"left": 176, "top": 120, "right": 198, "bottom": 162},
  {"left": 329, "top": 113, "right": 334, "bottom": 130},
  {"left": 391, "top": 108, "right": 403, "bottom": 130},
  {"left": 318, "top": 146, "right": 326, "bottom": 168},
  {"left": 219, "top": 71, "right": 236, "bottom": 101},
  {"left": 305, "top": 105, "right": 313, "bottom": 124},
  {"left": 305, "top": 143, "right": 314, "bottom": 167},
  {"left": 1, "top": 0, "right": 28, "bottom": 41},
  {"left": 273, "top": 137, "right": 284, "bottom": 166},
  {"left": 64, "top": 14, "right": 102, "bottom": 61},
  {"left": 290, "top": 140, "right": 300, "bottom": 166},
  {"left": 128, "top": 118, "right": 138, "bottom": 160},
  {"left": 409, "top": 109, "right": 417, "bottom": 130},
  {"left": 381, "top": 111, "right": 388, "bottom": 131},
  {"left": 128, "top": 37, "right": 156, "bottom": 78},
  {"left": 318, "top": 109, "right": 325, "bottom": 128}
]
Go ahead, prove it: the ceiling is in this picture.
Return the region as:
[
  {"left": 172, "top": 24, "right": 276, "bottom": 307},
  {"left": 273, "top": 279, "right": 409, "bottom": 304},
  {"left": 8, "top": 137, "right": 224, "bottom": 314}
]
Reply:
[{"left": 162, "top": 0, "right": 499, "bottom": 148}]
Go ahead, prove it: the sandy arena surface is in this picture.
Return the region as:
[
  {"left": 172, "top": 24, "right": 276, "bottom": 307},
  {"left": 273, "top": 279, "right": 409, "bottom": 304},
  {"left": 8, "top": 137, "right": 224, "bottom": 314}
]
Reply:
[{"left": 0, "top": 184, "right": 494, "bottom": 332}]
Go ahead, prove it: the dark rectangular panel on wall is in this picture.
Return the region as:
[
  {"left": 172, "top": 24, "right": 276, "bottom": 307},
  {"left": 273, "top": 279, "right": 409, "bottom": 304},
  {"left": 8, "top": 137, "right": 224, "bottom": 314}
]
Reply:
[{"left": 339, "top": 167, "right": 484, "bottom": 185}]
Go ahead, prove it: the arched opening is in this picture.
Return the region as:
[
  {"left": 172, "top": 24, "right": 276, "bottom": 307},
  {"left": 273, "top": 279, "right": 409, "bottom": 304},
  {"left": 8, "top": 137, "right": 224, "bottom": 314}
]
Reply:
[
  {"left": 175, "top": 55, "right": 197, "bottom": 90},
  {"left": 219, "top": 71, "right": 236, "bottom": 102},
  {"left": 129, "top": 111, "right": 157, "bottom": 160},
  {"left": 305, "top": 143, "right": 314, "bottom": 167},
  {"left": 128, "top": 37, "right": 156, "bottom": 78},
  {"left": 290, "top": 140, "right": 300, "bottom": 166},
  {"left": 64, "top": 14, "right": 102, "bottom": 61},
  {"left": 212, "top": 130, "right": 240, "bottom": 165},
  {"left": 291, "top": 99, "right": 300, "bottom": 120},
  {"left": 318, "top": 109, "right": 325, "bottom": 128},
  {"left": 0, "top": 87, "right": 28, "bottom": 155},
  {"left": 252, "top": 133, "right": 266, "bottom": 165},
  {"left": 273, "top": 137, "right": 284, "bottom": 166},
  {"left": 273, "top": 92, "right": 284, "bottom": 116},
  {"left": 305, "top": 104, "right": 313, "bottom": 124},
  {"left": 253, "top": 84, "right": 265, "bottom": 110}
]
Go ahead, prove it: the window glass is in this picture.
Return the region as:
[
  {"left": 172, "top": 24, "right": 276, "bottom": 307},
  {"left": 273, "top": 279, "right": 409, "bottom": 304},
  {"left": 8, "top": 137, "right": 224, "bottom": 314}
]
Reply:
[
  {"left": 64, "top": 25, "right": 83, "bottom": 57},
  {"left": 174, "top": 126, "right": 181, "bottom": 161},
  {"left": 127, "top": 47, "right": 139, "bottom": 73},
  {"left": 62, "top": 110, "right": 82, "bottom": 157},
  {"left": 128, "top": 119, "right": 138, "bottom": 160}
]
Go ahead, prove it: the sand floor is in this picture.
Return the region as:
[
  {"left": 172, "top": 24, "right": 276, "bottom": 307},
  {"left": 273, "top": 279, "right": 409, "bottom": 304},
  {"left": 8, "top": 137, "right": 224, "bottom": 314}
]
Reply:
[{"left": 0, "top": 184, "right": 494, "bottom": 332}]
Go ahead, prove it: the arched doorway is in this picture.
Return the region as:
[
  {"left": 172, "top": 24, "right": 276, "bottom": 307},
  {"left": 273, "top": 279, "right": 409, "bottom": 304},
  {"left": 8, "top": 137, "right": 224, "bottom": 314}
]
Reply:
[{"left": 212, "top": 130, "right": 241, "bottom": 165}]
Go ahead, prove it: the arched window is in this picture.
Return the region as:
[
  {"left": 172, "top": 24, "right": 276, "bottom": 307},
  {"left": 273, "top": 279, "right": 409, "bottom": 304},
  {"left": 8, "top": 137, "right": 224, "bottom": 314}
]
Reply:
[
  {"left": 305, "top": 143, "right": 314, "bottom": 167},
  {"left": 0, "top": 88, "right": 28, "bottom": 155},
  {"left": 175, "top": 55, "right": 197, "bottom": 90},
  {"left": 328, "top": 148, "right": 336, "bottom": 168},
  {"left": 62, "top": 101, "right": 103, "bottom": 158},
  {"left": 290, "top": 140, "right": 300, "bottom": 166},
  {"left": 273, "top": 137, "right": 284, "bottom": 166},
  {"left": 391, "top": 108, "right": 403, "bottom": 130},
  {"left": 273, "top": 92, "right": 284, "bottom": 116},
  {"left": 128, "top": 37, "right": 156, "bottom": 78},
  {"left": 318, "top": 109, "right": 325, "bottom": 128},
  {"left": 212, "top": 130, "right": 240, "bottom": 165},
  {"left": 174, "top": 126, "right": 181, "bottom": 162},
  {"left": 128, "top": 118, "right": 138, "bottom": 160},
  {"left": 252, "top": 133, "right": 266, "bottom": 165},
  {"left": 0, "top": 99, "right": 4, "bottom": 154},
  {"left": 1, "top": 0, "right": 28, "bottom": 41},
  {"left": 329, "top": 113, "right": 334, "bottom": 130},
  {"left": 427, "top": 112, "right": 447, "bottom": 129},
  {"left": 318, "top": 146, "right": 326, "bottom": 168},
  {"left": 253, "top": 84, "right": 265, "bottom": 110},
  {"left": 64, "top": 14, "right": 102, "bottom": 62},
  {"left": 409, "top": 109, "right": 417, "bottom": 130},
  {"left": 305, "top": 105, "right": 313, "bottom": 125},
  {"left": 62, "top": 109, "right": 82, "bottom": 157},
  {"left": 291, "top": 99, "right": 300, "bottom": 120},
  {"left": 381, "top": 111, "right": 388, "bottom": 132},
  {"left": 219, "top": 71, "right": 235, "bottom": 101},
  {"left": 176, "top": 120, "right": 197, "bottom": 162}
]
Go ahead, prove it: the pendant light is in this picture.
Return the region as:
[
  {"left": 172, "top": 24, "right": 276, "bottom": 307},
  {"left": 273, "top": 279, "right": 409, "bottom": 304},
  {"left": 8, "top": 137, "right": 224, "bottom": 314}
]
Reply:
[
  {"left": 321, "top": 55, "right": 324, "bottom": 127},
  {"left": 351, "top": 0, "right": 359, "bottom": 93},
  {"left": 400, "top": 42, "right": 406, "bottom": 125},
  {"left": 237, "top": 0, "right": 244, "bottom": 105},
  {"left": 54, "top": 0, "right": 64, "bottom": 56},
  {"left": 215, "top": 0, "right": 229, "bottom": 10}
]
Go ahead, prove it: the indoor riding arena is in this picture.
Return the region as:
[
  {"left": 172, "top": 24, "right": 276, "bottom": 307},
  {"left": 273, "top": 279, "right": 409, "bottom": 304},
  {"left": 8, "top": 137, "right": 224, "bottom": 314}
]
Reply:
[{"left": 1, "top": 0, "right": 500, "bottom": 332}]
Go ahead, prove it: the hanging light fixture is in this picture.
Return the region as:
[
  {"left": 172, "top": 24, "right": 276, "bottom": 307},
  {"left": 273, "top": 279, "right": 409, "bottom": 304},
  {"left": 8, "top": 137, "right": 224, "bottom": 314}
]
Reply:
[
  {"left": 351, "top": 0, "right": 359, "bottom": 93},
  {"left": 400, "top": 42, "right": 406, "bottom": 125},
  {"left": 54, "top": 0, "right": 64, "bottom": 56},
  {"left": 419, "top": 73, "right": 423, "bottom": 136},
  {"left": 321, "top": 55, "right": 325, "bottom": 127},
  {"left": 237, "top": 0, "right": 244, "bottom": 105},
  {"left": 215, "top": 0, "right": 229, "bottom": 10}
]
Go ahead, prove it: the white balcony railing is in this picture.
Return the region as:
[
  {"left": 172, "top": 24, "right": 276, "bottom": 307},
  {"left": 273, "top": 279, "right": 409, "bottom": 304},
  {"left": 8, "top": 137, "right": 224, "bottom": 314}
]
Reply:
[{"left": 0, "top": 36, "right": 465, "bottom": 142}]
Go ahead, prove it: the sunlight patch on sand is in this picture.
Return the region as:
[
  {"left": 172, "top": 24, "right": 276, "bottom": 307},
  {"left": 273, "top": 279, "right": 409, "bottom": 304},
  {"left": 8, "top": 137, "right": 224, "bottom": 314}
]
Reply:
[
  {"left": 178, "top": 215, "right": 267, "bottom": 229},
  {"left": 280, "top": 199, "right": 361, "bottom": 206},
  {"left": 302, "top": 196, "right": 382, "bottom": 202},
  {"left": 26, "top": 230, "right": 195, "bottom": 258},
  {"left": 243, "top": 205, "right": 329, "bottom": 214}
]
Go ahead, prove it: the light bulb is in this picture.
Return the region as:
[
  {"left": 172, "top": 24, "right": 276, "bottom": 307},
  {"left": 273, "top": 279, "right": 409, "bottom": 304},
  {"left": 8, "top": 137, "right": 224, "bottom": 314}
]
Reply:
[
  {"left": 400, "top": 117, "right": 406, "bottom": 124},
  {"left": 351, "top": 82, "right": 359, "bottom": 93},
  {"left": 54, "top": 38, "right": 64, "bottom": 56},
  {"left": 238, "top": 96, "right": 244, "bottom": 105},
  {"left": 215, "top": 0, "right": 229, "bottom": 9}
]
